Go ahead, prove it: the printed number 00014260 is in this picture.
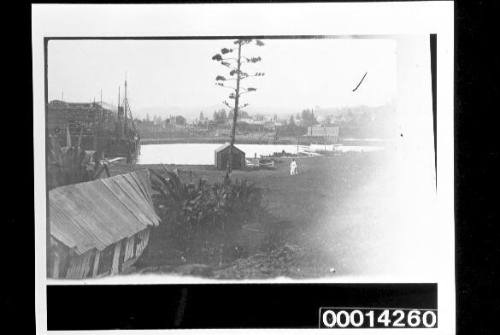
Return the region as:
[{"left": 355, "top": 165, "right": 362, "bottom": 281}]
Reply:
[{"left": 319, "top": 308, "right": 438, "bottom": 328}]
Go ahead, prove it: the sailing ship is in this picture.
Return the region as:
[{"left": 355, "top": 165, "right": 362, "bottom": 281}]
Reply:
[{"left": 47, "top": 80, "right": 141, "bottom": 163}]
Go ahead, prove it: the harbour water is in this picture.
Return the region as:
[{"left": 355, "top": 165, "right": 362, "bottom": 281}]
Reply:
[{"left": 137, "top": 143, "right": 384, "bottom": 165}]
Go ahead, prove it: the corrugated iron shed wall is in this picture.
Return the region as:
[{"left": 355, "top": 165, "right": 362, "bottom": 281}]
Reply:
[
  {"left": 214, "top": 143, "right": 246, "bottom": 170},
  {"left": 49, "top": 170, "right": 160, "bottom": 255}
]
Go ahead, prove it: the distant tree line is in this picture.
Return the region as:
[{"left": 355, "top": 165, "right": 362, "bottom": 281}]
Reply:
[
  {"left": 212, "top": 109, "right": 250, "bottom": 125},
  {"left": 133, "top": 103, "right": 397, "bottom": 139},
  {"left": 277, "top": 109, "right": 319, "bottom": 136},
  {"left": 329, "top": 104, "right": 397, "bottom": 138}
]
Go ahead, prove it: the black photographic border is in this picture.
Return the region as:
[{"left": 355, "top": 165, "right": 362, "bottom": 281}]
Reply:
[{"left": 11, "top": 1, "right": 499, "bottom": 334}]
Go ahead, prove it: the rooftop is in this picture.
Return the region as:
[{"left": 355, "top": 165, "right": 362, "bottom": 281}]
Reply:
[{"left": 49, "top": 170, "right": 160, "bottom": 255}]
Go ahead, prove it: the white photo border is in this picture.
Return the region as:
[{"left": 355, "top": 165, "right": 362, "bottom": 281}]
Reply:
[{"left": 33, "top": 2, "right": 454, "bottom": 334}]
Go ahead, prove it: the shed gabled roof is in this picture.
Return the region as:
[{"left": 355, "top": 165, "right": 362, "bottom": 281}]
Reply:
[
  {"left": 49, "top": 170, "right": 160, "bottom": 255},
  {"left": 215, "top": 143, "right": 245, "bottom": 154}
]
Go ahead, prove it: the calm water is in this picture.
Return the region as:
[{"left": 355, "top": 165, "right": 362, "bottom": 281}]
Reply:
[{"left": 137, "top": 143, "right": 383, "bottom": 165}]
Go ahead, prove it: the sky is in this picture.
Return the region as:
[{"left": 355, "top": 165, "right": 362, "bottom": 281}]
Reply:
[{"left": 48, "top": 38, "right": 397, "bottom": 117}]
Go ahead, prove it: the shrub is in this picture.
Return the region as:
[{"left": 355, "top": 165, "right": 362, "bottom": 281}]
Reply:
[{"left": 150, "top": 168, "right": 263, "bottom": 238}]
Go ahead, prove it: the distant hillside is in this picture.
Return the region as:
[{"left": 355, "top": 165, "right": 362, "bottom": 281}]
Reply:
[
  {"left": 134, "top": 103, "right": 396, "bottom": 124},
  {"left": 134, "top": 105, "right": 304, "bottom": 121},
  {"left": 329, "top": 104, "right": 398, "bottom": 138},
  {"left": 314, "top": 104, "right": 396, "bottom": 118},
  {"left": 134, "top": 106, "right": 213, "bottom": 120}
]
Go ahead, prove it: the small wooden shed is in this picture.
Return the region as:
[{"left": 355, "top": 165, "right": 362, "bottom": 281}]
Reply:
[
  {"left": 214, "top": 143, "right": 246, "bottom": 170},
  {"left": 47, "top": 169, "right": 160, "bottom": 279}
]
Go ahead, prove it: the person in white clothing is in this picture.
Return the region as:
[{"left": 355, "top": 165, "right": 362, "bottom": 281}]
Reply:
[{"left": 290, "top": 159, "right": 298, "bottom": 175}]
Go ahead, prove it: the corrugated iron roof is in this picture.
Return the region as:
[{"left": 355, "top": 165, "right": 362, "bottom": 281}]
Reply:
[
  {"left": 49, "top": 170, "right": 160, "bottom": 255},
  {"left": 215, "top": 143, "right": 245, "bottom": 154}
]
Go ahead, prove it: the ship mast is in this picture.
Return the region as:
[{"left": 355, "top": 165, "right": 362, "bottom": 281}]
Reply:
[
  {"left": 118, "top": 85, "right": 124, "bottom": 139},
  {"left": 124, "top": 79, "right": 128, "bottom": 135}
]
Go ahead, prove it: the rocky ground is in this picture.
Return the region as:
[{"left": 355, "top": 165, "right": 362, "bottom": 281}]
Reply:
[{"left": 134, "top": 243, "right": 336, "bottom": 279}]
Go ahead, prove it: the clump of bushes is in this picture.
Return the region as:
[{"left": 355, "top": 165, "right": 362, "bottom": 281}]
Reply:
[{"left": 149, "top": 168, "right": 263, "bottom": 241}]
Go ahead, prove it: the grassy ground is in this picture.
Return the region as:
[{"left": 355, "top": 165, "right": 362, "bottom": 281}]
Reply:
[
  {"left": 113, "top": 151, "right": 402, "bottom": 278},
  {"left": 113, "top": 137, "right": 441, "bottom": 279},
  {"left": 113, "top": 153, "right": 383, "bottom": 227}
]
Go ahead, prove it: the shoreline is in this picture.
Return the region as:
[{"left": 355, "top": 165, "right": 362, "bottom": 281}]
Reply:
[
  {"left": 140, "top": 137, "right": 394, "bottom": 146},
  {"left": 112, "top": 151, "right": 388, "bottom": 178},
  {"left": 141, "top": 137, "right": 300, "bottom": 145}
]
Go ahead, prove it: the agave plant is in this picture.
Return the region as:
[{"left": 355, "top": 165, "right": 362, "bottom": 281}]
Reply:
[
  {"left": 47, "top": 128, "right": 108, "bottom": 189},
  {"left": 149, "top": 167, "right": 263, "bottom": 232},
  {"left": 147, "top": 167, "right": 267, "bottom": 267}
]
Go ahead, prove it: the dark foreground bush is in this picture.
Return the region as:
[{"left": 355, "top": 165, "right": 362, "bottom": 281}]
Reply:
[{"left": 149, "top": 168, "right": 264, "bottom": 249}]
